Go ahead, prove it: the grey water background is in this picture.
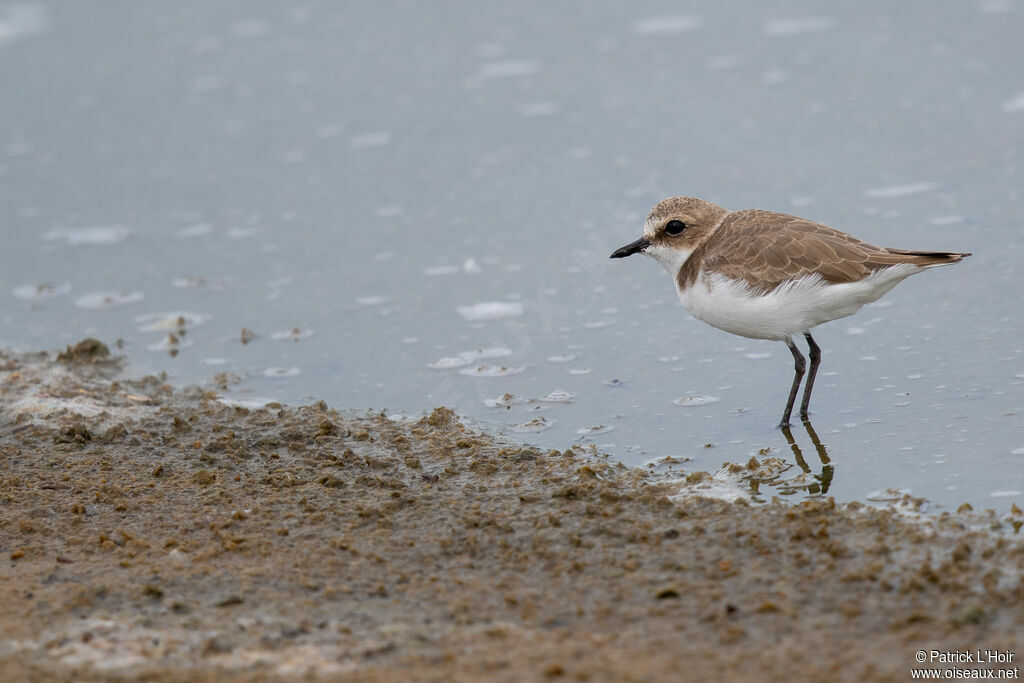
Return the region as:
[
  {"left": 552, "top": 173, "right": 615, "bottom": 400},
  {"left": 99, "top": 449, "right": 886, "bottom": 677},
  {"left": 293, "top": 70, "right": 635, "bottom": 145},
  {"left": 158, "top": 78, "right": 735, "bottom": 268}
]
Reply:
[{"left": 2, "top": 1, "right": 1022, "bottom": 510}]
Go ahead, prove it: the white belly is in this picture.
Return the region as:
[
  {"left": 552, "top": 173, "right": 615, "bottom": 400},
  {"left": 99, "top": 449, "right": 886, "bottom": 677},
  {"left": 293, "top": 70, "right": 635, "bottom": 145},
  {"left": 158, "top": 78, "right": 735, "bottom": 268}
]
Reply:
[{"left": 676, "top": 266, "right": 920, "bottom": 340}]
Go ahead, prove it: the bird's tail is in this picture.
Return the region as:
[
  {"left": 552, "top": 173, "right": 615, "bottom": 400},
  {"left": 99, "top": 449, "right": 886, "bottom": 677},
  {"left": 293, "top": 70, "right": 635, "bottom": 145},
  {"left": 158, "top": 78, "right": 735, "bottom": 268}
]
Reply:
[{"left": 881, "top": 248, "right": 972, "bottom": 268}]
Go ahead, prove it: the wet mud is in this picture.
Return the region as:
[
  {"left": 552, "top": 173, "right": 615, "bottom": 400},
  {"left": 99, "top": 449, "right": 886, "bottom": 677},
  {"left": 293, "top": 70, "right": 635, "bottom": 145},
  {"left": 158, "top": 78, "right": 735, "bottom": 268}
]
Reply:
[{"left": 1, "top": 342, "right": 1021, "bottom": 681}]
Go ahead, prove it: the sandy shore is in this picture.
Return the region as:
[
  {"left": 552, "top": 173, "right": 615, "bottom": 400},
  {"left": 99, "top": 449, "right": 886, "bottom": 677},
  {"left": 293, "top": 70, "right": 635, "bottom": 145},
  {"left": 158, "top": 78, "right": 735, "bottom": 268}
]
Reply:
[{"left": 1, "top": 341, "right": 1021, "bottom": 682}]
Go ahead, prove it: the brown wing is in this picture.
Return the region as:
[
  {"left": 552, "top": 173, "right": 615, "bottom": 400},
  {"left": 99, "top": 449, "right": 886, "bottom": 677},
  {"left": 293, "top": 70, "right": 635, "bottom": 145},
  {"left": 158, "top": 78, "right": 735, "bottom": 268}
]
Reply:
[{"left": 699, "top": 209, "right": 968, "bottom": 292}]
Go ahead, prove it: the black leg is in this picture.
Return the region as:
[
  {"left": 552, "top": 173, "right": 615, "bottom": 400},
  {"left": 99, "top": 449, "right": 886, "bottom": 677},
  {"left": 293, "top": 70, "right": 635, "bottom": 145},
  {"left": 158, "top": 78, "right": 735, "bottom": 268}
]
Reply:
[
  {"left": 779, "top": 337, "right": 806, "bottom": 428},
  {"left": 799, "top": 332, "right": 821, "bottom": 421}
]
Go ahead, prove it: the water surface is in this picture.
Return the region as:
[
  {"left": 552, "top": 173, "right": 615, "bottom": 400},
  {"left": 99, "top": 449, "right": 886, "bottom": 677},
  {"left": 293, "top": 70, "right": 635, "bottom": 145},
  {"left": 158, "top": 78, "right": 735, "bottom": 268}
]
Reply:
[{"left": 2, "top": 1, "right": 1023, "bottom": 510}]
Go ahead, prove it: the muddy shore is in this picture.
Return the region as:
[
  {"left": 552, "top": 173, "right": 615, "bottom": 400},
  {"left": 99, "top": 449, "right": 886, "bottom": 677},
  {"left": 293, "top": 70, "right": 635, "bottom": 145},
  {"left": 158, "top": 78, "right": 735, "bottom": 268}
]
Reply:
[{"left": 1, "top": 341, "right": 1021, "bottom": 682}]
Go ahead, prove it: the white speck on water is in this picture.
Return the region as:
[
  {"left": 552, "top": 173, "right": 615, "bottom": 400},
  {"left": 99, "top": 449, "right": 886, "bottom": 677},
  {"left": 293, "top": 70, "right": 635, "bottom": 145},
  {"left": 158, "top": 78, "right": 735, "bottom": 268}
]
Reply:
[
  {"left": 866, "top": 488, "right": 911, "bottom": 501},
  {"left": 520, "top": 101, "right": 560, "bottom": 117},
  {"left": 547, "top": 354, "right": 576, "bottom": 363},
  {"left": 424, "top": 265, "right": 459, "bottom": 276},
  {"left": 356, "top": 295, "right": 389, "bottom": 306},
  {"left": 13, "top": 282, "right": 71, "bottom": 300},
  {"left": 270, "top": 327, "right": 314, "bottom": 341},
  {"left": 477, "top": 60, "right": 541, "bottom": 79},
  {"left": 990, "top": 490, "right": 1021, "bottom": 498},
  {"left": 264, "top": 366, "right": 301, "bottom": 378},
  {"left": 349, "top": 132, "right": 392, "bottom": 149},
  {"left": 146, "top": 336, "right": 194, "bottom": 352},
  {"left": 568, "top": 368, "right": 592, "bottom": 375},
  {"left": 744, "top": 352, "right": 772, "bottom": 360},
  {"left": 907, "top": 373, "right": 923, "bottom": 380},
  {"left": 136, "top": 311, "right": 211, "bottom": 332},
  {"left": 75, "top": 291, "right": 144, "bottom": 309},
  {"left": 1003, "top": 93, "right": 1024, "bottom": 112},
  {"left": 928, "top": 215, "right": 964, "bottom": 226},
  {"left": 863, "top": 182, "right": 940, "bottom": 198},
  {"left": 706, "top": 55, "right": 742, "bottom": 70},
  {"left": 429, "top": 347, "right": 512, "bottom": 370},
  {"left": 484, "top": 393, "right": 523, "bottom": 408},
  {"left": 218, "top": 397, "right": 276, "bottom": 409},
  {"left": 861, "top": 356, "right": 879, "bottom": 361},
  {"left": 376, "top": 205, "right": 403, "bottom": 218},
  {"left": 980, "top": 0, "right": 1013, "bottom": 14},
  {"left": 175, "top": 223, "right": 213, "bottom": 239},
  {"left": 763, "top": 16, "right": 836, "bottom": 36},
  {"left": 631, "top": 15, "right": 703, "bottom": 36},
  {"left": 0, "top": 4, "right": 49, "bottom": 46},
  {"left": 539, "top": 390, "right": 575, "bottom": 403},
  {"left": 762, "top": 69, "right": 790, "bottom": 85},
  {"left": 463, "top": 258, "right": 482, "bottom": 274},
  {"left": 673, "top": 395, "right": 720, "bottom": 407},
  {"left": 1011, "top": 447, "right": 1024, "bottom": 455},
  {"left": 458, "top": 364, "right": 526, "bottom": 377},
  {"left": 201, "top": 358, "right": 227, "bottom": 366},
  {"left": 577, "top": 424, "right": 613, "bottom": 436},
  {"left": 583, "top": 320, "right": 613, "bottom": 329},
  {"left": 172, "top": 276, "right": 206, "bottom": 289},
  {"left": 229, "top": 19, "right": 271, "bottom": 38},
  {"left": 225, "top": 227, "right": 260, "bottom": 240},
  {"left": 509, "top": 416, "right": 553, "bottom": 433},
  {"left": 456, "top": 301, "right": 523, "bottom": 321},
  {"left": 44, "top": 226, "right": 132, "bottom": 246},
  {"left": 847, "top": 326, "right": 866, "bottom": 335}
]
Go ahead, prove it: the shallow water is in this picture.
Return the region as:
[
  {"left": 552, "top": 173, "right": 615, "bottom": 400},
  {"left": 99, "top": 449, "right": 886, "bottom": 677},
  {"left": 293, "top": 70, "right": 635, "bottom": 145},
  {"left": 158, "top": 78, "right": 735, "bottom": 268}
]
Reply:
[{"left": 2, "top": 1, "right": 1023, "bottom": 510}]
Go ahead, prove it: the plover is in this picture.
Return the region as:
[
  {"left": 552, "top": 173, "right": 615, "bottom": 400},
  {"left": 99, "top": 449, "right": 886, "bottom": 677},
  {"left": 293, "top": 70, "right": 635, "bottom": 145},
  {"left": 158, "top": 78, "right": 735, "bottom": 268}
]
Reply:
[{"left": 611, "top": 196, "right": 970, "bottom": 427}]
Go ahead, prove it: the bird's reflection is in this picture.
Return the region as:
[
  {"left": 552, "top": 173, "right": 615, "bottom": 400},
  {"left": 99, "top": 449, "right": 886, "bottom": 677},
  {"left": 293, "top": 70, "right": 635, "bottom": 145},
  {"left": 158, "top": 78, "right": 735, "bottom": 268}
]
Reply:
[{"left": 778, "top": 420, "right": 834, "bottom": 496}]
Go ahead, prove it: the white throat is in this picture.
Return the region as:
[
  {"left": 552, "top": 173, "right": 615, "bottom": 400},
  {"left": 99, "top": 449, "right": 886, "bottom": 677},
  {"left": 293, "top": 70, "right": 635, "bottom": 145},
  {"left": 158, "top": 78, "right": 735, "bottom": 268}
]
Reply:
[{"left": 644, "top": 243, "right": 693, "bottom": 284}]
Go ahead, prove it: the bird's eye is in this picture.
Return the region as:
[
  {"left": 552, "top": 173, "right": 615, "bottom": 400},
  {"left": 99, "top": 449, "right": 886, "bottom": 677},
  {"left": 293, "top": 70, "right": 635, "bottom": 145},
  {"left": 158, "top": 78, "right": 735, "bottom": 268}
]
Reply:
[{"left": 665, "top": 220, "right": 686, "bottom": 236}]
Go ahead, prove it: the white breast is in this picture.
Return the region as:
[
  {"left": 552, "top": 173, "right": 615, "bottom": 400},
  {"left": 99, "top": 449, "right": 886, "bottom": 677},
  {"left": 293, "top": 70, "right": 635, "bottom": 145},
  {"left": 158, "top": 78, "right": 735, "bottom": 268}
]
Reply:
[{"left": 675, "top": 265, "right": 921, "bottom": 340}]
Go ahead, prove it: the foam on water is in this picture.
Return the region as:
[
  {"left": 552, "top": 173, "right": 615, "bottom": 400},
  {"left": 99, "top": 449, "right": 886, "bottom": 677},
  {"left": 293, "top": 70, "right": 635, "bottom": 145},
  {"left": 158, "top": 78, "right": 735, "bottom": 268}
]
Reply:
[
  {"left": 13, "top": 282, "right": 71, "bottom": 301},
  {"left": 456, "top": 302, "right": 523, "bottom": 321},
  {"left": 136, "top": 312, "right": 211, "bottom": 332},
  {"left": 538, "top": 390, "right": 575, "bottom": 403},
  {"left": 0, "top": 4, "right": 48, "bottom": 46},
  {"left": 577, "top": 425, "right": 613, "bottom": 436},
  {"left": 1003, "top": 93, "right": 1024, "bottom": 112},
  {"left": 673, "top": 395, "right": 720, "bottom": 407},
  {"left": 44, "top": 226, "right": 132, "bottom": 246},
  {"left": 763, "top": 17, "right": 836, "bottom": 36},
  {"left": 476, "top": 60, "right": 541, "bottom": 79},
  {"left": 270, "top": 328, "right": 314, "bottom": 341},
  {"left": 863, "top": 182, "right": 940, "bottom": 198},
  {"left": 264, "top": 367, "right": 301, "bottom": 378},
  {"left": 508, "top": 416, "right": 553, "bottom": 433},
  {"left": 457, "top": 364, "right": 526, "bottom": 377},
  {"left": 631, "top": 15, "right": 703, "bottom": 36},
  {"left": 429, "top": 347, "right": 512, "bottom": 370},
  {"left": 349, "top": 132, "right": 392, "bottom": 149},
  {"left": 75, "top": 291, "right": 145, "bottom": 309}
]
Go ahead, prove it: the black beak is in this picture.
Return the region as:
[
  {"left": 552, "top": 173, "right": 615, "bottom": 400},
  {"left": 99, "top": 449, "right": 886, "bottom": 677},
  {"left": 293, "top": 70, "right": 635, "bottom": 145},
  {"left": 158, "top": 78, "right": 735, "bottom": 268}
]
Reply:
[{"left": 610, "top": 237, "right": 650, "bottom": 259}]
